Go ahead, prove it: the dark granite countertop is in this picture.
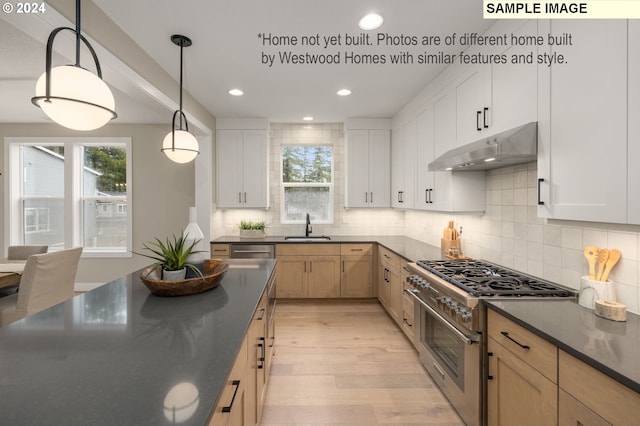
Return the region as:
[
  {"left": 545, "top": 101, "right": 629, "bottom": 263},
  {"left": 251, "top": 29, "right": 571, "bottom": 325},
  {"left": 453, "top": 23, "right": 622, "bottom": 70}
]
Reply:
[
  {"left": 485, "top": 299, "right": 640, "bottom": 393},
  {"left": 211, "top": 235, "right": 442, "bottom": 262},
  {"left": 0, "top": 259, "right": 276, "bottom": 425}
]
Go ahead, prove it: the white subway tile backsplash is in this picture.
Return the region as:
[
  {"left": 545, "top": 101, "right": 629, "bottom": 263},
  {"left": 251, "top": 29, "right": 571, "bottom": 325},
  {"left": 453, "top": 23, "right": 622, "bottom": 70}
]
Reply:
[
  {"left": 561, "top": 227, "right": 583, "bottom": 250},
  {"left": 607, "top": 231, "right": 638, "bottom": 260}
]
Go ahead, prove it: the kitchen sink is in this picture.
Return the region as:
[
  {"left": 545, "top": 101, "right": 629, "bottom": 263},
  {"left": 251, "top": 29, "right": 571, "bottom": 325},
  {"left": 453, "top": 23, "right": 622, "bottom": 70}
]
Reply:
[{"left": 283, "top": 236, "right": 331, "bottom": 242}]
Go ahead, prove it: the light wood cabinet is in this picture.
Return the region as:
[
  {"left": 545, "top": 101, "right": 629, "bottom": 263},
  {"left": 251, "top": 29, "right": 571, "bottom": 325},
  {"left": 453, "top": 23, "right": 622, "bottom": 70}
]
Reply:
[
  {"left": 209, "top": 337, "right": 248, "bottom": 426},
  {"left": 559, "top": 349, "right": 640, "bottom": 425},
  {"left": 345, "top": 129, "right": 391, "bottom": 208},
  {"left": 210, "top": 243, "right": 230, "bottom": 259},
  {"left": 537, "top": 20, "right": 628, "bottom": 223},
  {"left": 400, "top": 264, "right": 414, "bottom": 344},
  {"left": 340, "top": 244, "right": 374, "bottom": 297},
  {"left": 378, "top": 245, "right": 402, "bottom": 324},
  {"left": 246, "top": 291, "right": 268, "bottom": 425},
  {"left": 276, "top": 244, "right": 341, "bottom": 298},
  {"left": 487, "top": 309, "right": 557, "bottom": 426},
  {"left": 217, "top": 129, "right": 269, "bottom": 209},
  {"left": 559, "top": 389, "right": 611, "bottom": 426}
]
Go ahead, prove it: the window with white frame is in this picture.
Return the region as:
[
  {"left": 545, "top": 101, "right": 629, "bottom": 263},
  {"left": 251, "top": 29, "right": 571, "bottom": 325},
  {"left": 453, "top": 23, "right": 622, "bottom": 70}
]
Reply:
[
  {"left": 281, "top": 145, "right": 333, "bottom": 223},
  {"left": 6, "top": 137, "right": 132, "bottom": 257}
]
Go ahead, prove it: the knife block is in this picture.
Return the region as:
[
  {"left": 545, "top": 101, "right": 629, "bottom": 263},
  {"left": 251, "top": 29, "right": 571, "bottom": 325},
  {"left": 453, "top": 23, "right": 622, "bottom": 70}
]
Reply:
[{"left": 441, "top": 238, "right": 461, "bottom": 258}]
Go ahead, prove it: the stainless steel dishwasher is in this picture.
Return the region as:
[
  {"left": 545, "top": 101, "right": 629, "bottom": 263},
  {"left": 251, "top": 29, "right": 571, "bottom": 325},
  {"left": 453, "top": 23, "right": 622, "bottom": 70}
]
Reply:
[{"left": 229, "top": 243, "right": 275, "bottom": 259}]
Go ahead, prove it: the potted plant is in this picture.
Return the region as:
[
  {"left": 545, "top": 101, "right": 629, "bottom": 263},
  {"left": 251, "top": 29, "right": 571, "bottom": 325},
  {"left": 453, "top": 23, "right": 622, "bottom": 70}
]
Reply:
[
  {"left": 136, "top": 232, "right": 204, "bottom": 281},
  {"left": 239, "top": 220, "right": 267, "bottom": 238}
]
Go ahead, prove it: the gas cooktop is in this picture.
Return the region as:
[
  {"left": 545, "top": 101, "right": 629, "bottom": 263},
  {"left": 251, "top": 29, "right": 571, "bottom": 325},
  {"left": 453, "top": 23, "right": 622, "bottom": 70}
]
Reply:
[{"left": 416, "top": 259, "right": 574, "bottom": 297}]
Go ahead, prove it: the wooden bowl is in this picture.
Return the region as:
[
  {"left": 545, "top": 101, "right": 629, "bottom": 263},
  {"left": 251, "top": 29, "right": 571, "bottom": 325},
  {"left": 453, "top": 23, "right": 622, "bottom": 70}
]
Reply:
[{"left": 140, "top": 259, "right": 229, "bottom": 297}]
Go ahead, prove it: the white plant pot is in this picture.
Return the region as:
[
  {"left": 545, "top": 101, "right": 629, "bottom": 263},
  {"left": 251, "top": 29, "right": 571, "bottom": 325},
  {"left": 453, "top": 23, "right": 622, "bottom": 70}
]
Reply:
[{"left": 163, "top": 268, "right": 186, "bottom": 281}]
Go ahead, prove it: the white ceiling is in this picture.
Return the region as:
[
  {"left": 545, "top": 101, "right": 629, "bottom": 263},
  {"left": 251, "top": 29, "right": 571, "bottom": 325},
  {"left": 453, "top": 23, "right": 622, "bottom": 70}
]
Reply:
[{"left": 1, "top": 1, "right": 494, "bottom": 125}]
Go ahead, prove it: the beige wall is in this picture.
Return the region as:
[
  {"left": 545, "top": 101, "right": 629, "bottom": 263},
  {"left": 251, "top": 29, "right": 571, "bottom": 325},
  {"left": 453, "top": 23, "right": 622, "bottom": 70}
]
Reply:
[{"left": 0, "top": 123, "right": 195, "bottom": 285}]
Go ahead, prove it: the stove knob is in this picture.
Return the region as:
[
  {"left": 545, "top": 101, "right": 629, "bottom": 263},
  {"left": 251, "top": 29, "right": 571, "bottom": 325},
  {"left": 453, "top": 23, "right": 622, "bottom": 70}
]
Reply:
[
  {"left": 456, "top": 309, "right": 472, "bottom": 323},
  {"left": 438, "top": 296, "right": 450, "bottom": 308},
  {"left": 418, "top": 279, "right": 429, "bottom": 289}
]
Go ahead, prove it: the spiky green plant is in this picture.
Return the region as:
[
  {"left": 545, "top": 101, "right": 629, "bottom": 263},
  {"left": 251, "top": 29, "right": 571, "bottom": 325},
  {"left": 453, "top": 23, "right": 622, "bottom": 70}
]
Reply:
[
  {"left": 239, "top": 220, "right": 266, "bottom": 230},
  {"left": 135, "top": 232, "right": 204, "bottom": 278}
]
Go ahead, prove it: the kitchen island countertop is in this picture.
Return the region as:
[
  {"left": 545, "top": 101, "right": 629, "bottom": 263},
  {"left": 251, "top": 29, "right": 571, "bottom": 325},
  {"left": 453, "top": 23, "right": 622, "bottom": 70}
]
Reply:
[
  {"left": 0, "top": 259, "right": 276, "bottom": 425},
  {"left": 486, "top": 299, "right": 640, "bottom": 393}
]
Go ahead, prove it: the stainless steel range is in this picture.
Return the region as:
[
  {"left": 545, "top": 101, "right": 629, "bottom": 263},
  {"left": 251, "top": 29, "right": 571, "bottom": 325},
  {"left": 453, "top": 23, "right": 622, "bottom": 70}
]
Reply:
[{"left": 406, "top": 259, "right": 575, "bottom": 426}]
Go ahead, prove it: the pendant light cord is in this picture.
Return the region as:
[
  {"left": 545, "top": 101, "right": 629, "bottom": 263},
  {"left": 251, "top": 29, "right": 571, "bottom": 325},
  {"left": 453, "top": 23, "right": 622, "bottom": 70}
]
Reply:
[
  {"left": 179, "top": 40, "right": 184, "bottom": 130},
  {"left": 75, "top": 0, "right": 81, "bottom": 67}
]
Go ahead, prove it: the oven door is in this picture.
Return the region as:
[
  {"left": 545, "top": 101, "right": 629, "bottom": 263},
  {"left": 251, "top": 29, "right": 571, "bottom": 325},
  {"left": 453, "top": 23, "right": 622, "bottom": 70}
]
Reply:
[{"left": 410, "top": 291, "right": 482, "bottom": 426}]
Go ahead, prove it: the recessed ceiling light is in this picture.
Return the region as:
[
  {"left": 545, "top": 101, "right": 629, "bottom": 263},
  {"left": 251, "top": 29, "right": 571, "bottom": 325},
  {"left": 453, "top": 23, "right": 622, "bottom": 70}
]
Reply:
[
  {"left": 337, "top": 89, "right": 352, "bottom": 96},
  {"left": 484, "top": 157, "right": 496, "bottom": 162},
  {"left": 303, "top": 116, "right": 314, "bottom": 121},
  {"left": 445, "top": 167, "right": 453, "bottom": 171},
  {"left": 359, "top": 13, "right": 383, "bottom": 31},
  {"left": 228, "top": 89, "right": 244, "bottom": 96}
]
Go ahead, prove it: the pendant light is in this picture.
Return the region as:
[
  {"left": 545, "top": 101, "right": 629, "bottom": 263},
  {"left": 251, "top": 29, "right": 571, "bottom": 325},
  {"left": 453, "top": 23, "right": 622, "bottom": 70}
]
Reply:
[
  {"left": 162, "top": 34, "right": 199, "bottom": 164},
  {"left": 31, "top": 0, "right": 117, "bottom": 131}
]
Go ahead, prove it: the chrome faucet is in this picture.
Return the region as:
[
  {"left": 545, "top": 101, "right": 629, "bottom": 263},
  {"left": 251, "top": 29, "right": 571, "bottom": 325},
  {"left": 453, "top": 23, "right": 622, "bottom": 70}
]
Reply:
[{"left": 305, "top": 213, "right": 312, "bottom": 237}]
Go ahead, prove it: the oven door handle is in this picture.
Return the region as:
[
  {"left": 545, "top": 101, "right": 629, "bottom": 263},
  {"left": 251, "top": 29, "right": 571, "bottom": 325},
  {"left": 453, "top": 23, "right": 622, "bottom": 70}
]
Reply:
[{"left": 405, "top": 289, "right": 479, "bottom": 345}]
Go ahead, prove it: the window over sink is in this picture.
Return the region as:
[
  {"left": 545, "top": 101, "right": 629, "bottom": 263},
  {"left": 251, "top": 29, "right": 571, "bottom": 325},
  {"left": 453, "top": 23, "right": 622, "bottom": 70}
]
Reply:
[{"left": 281, "top": 144, "right": 333, "bottom": 224}]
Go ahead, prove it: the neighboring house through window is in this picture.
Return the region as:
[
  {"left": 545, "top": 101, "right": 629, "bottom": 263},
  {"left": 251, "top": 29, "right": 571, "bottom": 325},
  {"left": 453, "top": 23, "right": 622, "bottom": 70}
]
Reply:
[
  {"left": 5, "top": 137, "right": 132, "bottom": 257},
  {"left": 281, "top": 145, "right": 333, "bottom": 223}
]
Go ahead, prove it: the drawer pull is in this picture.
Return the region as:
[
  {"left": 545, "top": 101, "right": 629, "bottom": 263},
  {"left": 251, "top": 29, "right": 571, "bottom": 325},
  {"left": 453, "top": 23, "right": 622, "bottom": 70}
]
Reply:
[
  {"left": 221, "top": 380, "right": 241, "bottom": 413},
  {"left": 256, "top": 307, "right": 266, "bottom": 321},
  {"left": 501, "top": 331, "right": 530, "bottom": 350}
]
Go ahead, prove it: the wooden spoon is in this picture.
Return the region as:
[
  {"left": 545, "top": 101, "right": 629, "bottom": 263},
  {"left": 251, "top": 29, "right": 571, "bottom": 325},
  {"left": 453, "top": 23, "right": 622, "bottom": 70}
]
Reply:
[
  {"left": 596, "top": 249, "right": 609, "bottom": 281},
  {"left": 583, "top": 246, "right": 599, "bottom": 280},
  {"left": 600, "top": 249, "right": 621, "bottom": 282}
]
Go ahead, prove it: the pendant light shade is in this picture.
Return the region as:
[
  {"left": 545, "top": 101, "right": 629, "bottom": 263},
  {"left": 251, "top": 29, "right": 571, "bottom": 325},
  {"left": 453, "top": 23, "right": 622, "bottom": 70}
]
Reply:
[
  {"left": 162, "top": 34, "right": 199, "bottom": 163},
  {"left": 31, "top": 0, "right": 117, "bottom": 130}
]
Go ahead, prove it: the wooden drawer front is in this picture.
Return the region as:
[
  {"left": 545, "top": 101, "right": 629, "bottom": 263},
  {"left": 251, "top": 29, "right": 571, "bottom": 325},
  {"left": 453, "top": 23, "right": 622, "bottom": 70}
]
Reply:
[
  {"left": 559, "top": 350, "right": 640, "bottom": 425},
  {"left": 559, "top": 389, "right": 611, "bottom": 426},
  {"left": 211, "top": 243, "right": 230, "bottom": 257},
  {"left": 209, "top": 336, "right": 248, "bottom": 425},
  {"left": 488, "top": 309, "right": 557, "bottom": 382},
  {"left": 340, "top": 243, "right": 373, "bottom": 256},
  {"left": 276, "top": 243, "right": 340, "bottom": 256},
  {"left": 378, "top": 245, "right": 402, "bottom": 272}
]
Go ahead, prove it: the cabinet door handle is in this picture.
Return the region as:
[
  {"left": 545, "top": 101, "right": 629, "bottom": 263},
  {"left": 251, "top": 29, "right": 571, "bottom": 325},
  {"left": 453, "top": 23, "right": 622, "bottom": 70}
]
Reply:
[
  {"left": 425, "top": 189, "right": 429, "bottom": 204},
  {"left": 370, "top": 192, "right": 373, "bottom": 203},
  {"left": 365, "top": 192, "right": 368, "bottom": 203},
  {"left": 258, "top": 337, "right": 266, "bottom": 369},
  {"left": 500, "top": 331, "right": 531, "bottom": 350},
  {"left": 487, "top": 352, "right": 494, "bottom": 380},
  {"left": 256, "top": 307, "right": 266, "bottom": 321},
  {"left": 476, "top": 110, "right": 482, "bottom": 131},
  {"left": 398, "top": 191, "right": 403, "bottom": 203},
  {"left": 221, "top": 380, "right": 241, "bottom": 413},
  {"left": 238, "top": 192, "right": 242, "bottom": 203},
  {"left": 309, "top": 261, "right": 312, "bottom": 273},
  {"left": 483, "top": 107, "right": 489, "bottom": 128},
  {"left": 342, "top": 260, "right": 345, "bottom": 273},
  {"left": 243, "top": 192, "right": 247, "bottom": 203},
  {"left": 537, "top": 178, "right": 545, "bottom": 205}
]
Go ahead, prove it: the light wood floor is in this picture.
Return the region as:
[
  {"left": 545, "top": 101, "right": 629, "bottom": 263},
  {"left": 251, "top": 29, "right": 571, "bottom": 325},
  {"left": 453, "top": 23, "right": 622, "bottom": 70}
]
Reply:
[{"left": 260, "top": 300, "right": 464, "bottom": 426}]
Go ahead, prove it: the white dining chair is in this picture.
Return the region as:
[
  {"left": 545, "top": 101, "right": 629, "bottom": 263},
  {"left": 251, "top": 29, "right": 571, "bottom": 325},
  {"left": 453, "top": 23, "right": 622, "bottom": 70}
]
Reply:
[{"left": 0, "top": 247, "right": 82, "bottom": 327}]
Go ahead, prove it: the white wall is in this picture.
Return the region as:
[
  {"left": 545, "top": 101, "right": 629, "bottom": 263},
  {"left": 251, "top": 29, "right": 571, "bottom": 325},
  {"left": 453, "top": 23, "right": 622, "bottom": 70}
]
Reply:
[{"left": 0, "top": 123, "right": 196, "bottom": 286}]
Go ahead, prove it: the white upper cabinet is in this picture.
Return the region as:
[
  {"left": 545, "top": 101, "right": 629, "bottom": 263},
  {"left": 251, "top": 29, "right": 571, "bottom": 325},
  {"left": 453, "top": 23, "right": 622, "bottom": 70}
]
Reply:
[
  {"left": 217, "top": 127, "right": 269, "bottom": 209},
  {"left": 628, "top": 21, "right": 640, "bottom": 224},
  {"left": 391, "top": 119, "right": 416, "bottom": 209},
  {"left": 454, "top": 65, "right": 492, "bottom": 147},
  {"left": 490, "top": 20, "right": 538, "bottom": 134},
  {"left": 346, "top": 129, "right": 391, "bottom": 208},
  {"left": 415, "top": 90, "right": 485, "bottom": 213},
  {"left": 537, "top": 20, "right": 627, "bottom": 223}
]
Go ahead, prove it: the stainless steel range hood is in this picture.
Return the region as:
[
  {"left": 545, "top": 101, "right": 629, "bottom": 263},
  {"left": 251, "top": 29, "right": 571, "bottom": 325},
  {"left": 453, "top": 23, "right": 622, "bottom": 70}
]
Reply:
[{"left": 428, "top": 122, "right": 537, "bottom": 171}]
